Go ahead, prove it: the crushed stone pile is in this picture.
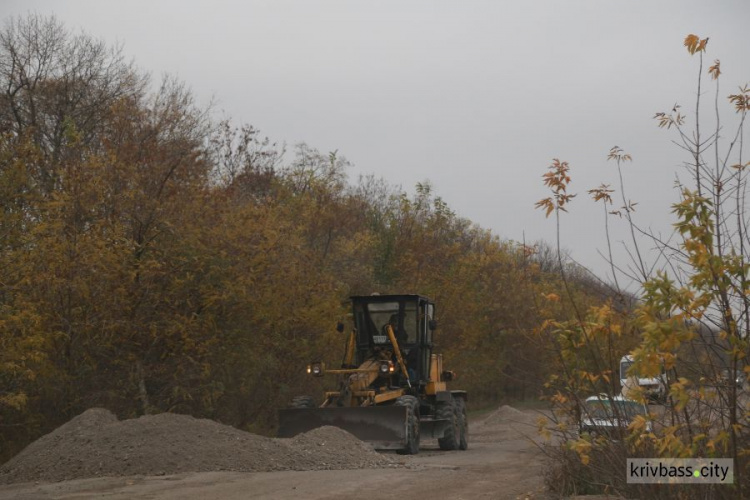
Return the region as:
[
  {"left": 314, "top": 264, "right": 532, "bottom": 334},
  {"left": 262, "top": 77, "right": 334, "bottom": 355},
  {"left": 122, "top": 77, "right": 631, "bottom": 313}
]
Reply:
[
  {"left": 0, "top": 409, "right": 396, "bottom": 484},
  {"left": 482, "top": 405, "right": 538, "bottom": 427},
  {"left": 473, "top": 405, "right": 545, "bottom": 443},
  {"left": 287, "top": 426, "right": 391, "bottom": 469}
]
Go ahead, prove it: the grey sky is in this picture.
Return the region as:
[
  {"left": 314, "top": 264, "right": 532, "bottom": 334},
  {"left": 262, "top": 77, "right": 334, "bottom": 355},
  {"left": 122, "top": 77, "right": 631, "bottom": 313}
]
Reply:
[{"left": 3, "top": 1, "right": 749, "bottom": 287}]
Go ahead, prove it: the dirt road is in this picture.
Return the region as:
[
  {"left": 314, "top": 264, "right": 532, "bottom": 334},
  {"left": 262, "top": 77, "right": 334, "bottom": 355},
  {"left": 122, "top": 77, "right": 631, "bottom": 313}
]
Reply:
[{"left": 0, "top": 406, "right": 550, "bottom": 500}]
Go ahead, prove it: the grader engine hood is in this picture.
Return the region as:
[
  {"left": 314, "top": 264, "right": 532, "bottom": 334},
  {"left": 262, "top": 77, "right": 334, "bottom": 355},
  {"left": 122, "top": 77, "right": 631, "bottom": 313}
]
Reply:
[{"left": 277, "top": 405, "right": 410, "bottom": 450}]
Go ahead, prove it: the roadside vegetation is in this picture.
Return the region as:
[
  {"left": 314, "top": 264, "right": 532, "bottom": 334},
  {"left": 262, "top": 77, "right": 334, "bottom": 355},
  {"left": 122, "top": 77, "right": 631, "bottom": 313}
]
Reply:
[
  {"left": 0, "top": 14, "right": 608, "bottom": 463},
  {"left": 536, "top": 35, "right": 750, "bottom": 498}
]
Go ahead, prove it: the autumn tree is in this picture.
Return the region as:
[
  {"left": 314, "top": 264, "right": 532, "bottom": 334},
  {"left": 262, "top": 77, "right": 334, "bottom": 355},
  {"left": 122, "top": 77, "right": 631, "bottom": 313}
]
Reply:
[
  {"left": 0, "top": 13, "right": 583, "bottom": 463},
  {"left": 537, "top": 34, "right": 750, "bottom": 499}
]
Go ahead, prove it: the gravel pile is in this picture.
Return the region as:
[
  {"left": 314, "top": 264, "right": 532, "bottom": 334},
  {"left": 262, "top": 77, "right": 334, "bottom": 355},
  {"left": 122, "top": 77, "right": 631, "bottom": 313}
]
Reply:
[
  {"left": 288, "top": 426, "right": 392, "bottom": 469},
  {"left": 0, "top": 409, "right": 395, "bottom": 484},
  {"left": 482, "top": 405, "right": 537, "bottom": 427},
  {"left": 473, "top": 405, "right": 543, "bottom": 443}
]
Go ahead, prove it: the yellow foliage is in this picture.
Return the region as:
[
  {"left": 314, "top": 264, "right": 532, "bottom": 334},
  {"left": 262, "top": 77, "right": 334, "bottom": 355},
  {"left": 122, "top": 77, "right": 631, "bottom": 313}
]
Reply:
[
  {"left": 0, "top": 392, "right": 28, "bottom": 410},
  {"left": 709, "top": 59, "right": 721, "bottom": 80},
  {"left": 684, "top": 34, "right": 708, "bottom": 55},
  {"left": 538, "top": 416, "right": 552, "bottom": 441},
  {"left": 628, "top": 414, "right": 648, "bottom": 433},
  {"left": 569, "top": 438, "right": 592, "bottom": 465}
]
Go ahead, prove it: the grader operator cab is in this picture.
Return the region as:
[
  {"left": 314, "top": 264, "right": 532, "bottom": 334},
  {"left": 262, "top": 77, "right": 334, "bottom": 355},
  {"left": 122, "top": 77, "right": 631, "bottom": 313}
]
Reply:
[{"left": 277, "top": 294, "right": 467, "bottom": 454}]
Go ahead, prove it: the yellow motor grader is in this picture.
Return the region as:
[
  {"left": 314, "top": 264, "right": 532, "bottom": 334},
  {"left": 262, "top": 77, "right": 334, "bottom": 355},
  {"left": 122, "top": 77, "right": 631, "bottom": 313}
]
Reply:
[{"left": 277, "top": 294, "right": 467, "bottom": 454}]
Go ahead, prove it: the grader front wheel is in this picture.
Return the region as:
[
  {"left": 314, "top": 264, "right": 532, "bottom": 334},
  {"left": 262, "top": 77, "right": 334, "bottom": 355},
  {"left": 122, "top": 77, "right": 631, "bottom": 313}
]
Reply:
[{"left": 395, "top": 395, "right": 420, "bottom": 455}]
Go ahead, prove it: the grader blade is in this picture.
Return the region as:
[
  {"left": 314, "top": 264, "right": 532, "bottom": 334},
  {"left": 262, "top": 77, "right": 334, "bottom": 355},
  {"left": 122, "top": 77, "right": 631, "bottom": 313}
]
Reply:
[{"left": 277, "top": 406, "right": 409, "bottom": 450}]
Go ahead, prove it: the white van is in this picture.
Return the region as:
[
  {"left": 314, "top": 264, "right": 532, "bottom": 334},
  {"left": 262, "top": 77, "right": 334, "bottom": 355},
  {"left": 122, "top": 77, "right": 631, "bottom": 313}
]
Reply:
[{"left": 619, "top": 354, "right": 667, "bottom": 402}]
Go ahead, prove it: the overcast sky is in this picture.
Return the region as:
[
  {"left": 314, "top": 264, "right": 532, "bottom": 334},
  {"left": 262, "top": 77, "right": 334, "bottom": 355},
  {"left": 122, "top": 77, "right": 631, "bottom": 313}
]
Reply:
[{"left": 3, "top": 1, "right": 749, "bottom": 288}]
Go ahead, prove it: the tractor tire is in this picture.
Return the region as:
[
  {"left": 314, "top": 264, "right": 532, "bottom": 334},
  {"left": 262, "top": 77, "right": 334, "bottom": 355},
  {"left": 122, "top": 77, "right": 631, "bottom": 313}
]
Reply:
[
  {"left": 455, "top": 397, "right": 468, "bottom": 450},
  {"left": 437, "top": 397, "right": 459, "bottom": 450},
  {"left": 289, "top": 395, "right": 315, "bottom": 409},
  {"left": 395, "top": 395, "right": 420, "bottom": 455}
]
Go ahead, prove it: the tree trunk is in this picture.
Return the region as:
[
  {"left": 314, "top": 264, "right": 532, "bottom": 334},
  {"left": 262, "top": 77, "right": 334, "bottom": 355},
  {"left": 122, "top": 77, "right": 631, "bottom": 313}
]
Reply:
[{"left": 135, "top": 359, "right": 151, "bottom": 415}]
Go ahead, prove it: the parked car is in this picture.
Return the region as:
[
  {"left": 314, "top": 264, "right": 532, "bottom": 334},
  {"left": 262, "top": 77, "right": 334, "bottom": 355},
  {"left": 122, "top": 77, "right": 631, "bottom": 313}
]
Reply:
[
  {"left": 578, "top": 394, "right": 652, "bottom": 438},
  {"left": 699, "top": 368, "right": 746, "bottom": 389},
  {"left": 719, "top": 368, "right": 746, "bottom": 388}
]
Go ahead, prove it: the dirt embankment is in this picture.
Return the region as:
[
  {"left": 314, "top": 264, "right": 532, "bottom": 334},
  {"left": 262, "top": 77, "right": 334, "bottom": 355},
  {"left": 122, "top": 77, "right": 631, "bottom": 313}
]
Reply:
[{"left": 0, "top": 408, "right": 395, "bottom": 484}]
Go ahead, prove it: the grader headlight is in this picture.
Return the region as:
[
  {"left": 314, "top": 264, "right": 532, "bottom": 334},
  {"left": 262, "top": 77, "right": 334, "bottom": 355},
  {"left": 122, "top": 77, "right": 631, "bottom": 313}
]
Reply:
[
  {"left": 308, "top": 362, "right": 324, "bottom": 377},
  {"left": 379, "top": 361, "right": 394, "bottom": 376}
]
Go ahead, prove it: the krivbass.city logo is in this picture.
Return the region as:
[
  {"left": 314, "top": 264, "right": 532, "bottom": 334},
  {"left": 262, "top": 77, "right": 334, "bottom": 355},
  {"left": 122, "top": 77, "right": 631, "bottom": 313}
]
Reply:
[{"left": 627, "top": 459, "right": 733, "bottom": 484}]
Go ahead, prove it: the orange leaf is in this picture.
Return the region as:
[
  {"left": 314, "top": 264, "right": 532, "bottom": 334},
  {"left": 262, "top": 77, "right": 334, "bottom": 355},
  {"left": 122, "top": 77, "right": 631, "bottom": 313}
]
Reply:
[{"left": 709, "top": 59, "right": 721, "bottom": 80}]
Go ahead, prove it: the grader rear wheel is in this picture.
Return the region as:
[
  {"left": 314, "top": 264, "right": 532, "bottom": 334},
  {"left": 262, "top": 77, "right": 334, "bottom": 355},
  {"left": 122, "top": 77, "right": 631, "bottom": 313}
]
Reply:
[
  {"left": 437, "top": 397, "right": 459, "bottom": 450},
  {"left": 455, "top": 397, "right": 468, "bottom": 450}
]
